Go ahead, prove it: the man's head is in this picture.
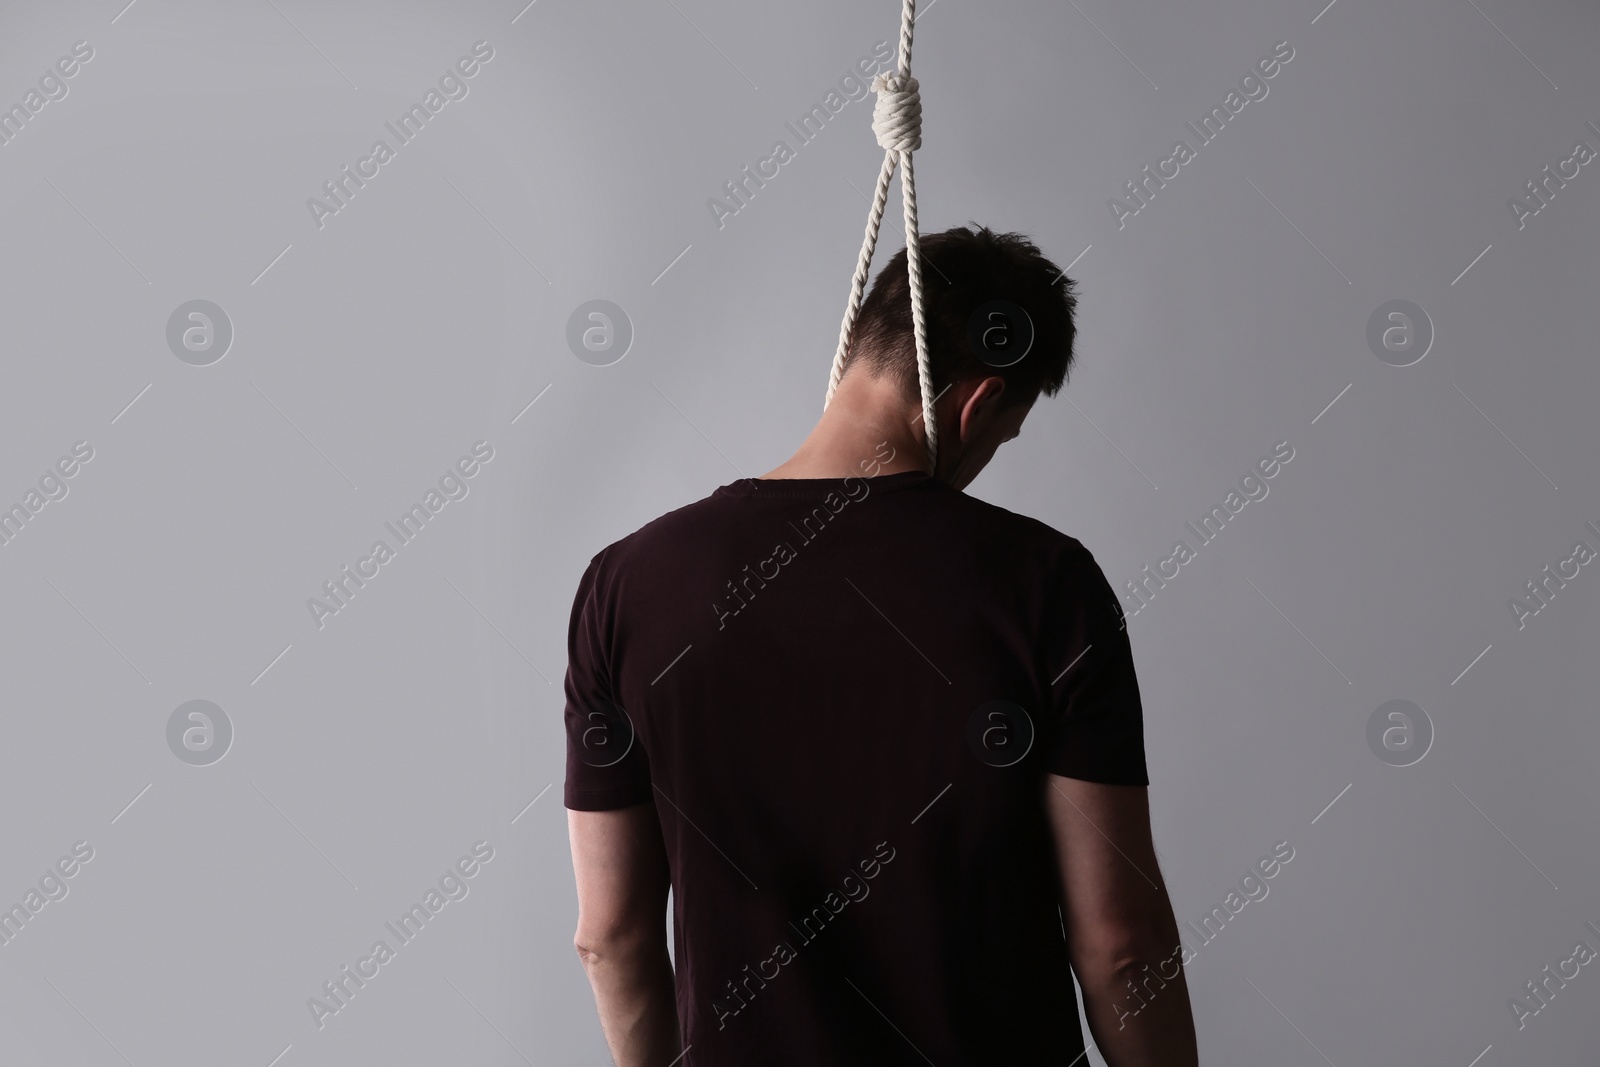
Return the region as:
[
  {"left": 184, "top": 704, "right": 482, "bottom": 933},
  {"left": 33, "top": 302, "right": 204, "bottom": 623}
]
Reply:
[{"left": 838, "top": 225, "right": 1079, "bottom": 488}]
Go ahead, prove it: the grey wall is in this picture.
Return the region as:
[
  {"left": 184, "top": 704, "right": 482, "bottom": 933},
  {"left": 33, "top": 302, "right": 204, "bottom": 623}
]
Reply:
[{"left": 1, "top": 0, "right": 1596, "bottom": 1063}]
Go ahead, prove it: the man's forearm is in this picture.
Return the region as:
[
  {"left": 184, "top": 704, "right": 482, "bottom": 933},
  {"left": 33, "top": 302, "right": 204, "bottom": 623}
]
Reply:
[
  {"left": 1079, "top": 949, "right": 1198, "bottom": 1067},
  {"left": 579, "top": 941, "right": 681, "bottom": 1067}
]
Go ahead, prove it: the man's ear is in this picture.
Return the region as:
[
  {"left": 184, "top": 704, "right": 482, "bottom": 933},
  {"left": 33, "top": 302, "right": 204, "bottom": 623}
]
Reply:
[{"left": 957, "top": 376, "right": 1008, "bottom": 444}]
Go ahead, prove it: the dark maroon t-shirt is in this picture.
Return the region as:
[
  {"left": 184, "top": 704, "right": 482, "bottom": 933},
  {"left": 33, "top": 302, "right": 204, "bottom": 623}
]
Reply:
[{"left": 563, "top": 467, "right": 1147, "bottom": 1065}]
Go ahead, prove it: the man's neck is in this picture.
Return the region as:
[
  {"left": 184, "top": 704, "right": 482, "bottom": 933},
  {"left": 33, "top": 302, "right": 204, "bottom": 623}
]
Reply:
[{"left": 759, "top": 376, "right": 931, "bottom": 480}]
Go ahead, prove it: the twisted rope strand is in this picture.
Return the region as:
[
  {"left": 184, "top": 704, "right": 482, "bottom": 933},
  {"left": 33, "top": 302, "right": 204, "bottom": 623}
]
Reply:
[
  {"left": 900, "top": 150, "right": 936, "bottom": 465},
  {"left": 825, "top": 149, "right": 896, "bottom": 405},
  {"left": 823, "top": 0, "right": 936, "bottom": 470}
]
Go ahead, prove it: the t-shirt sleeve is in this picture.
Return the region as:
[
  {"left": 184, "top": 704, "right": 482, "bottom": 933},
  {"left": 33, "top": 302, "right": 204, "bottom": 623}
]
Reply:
[
  {"left": 1041, "top": 544, "right": 1149, "bottom": 786},
  {"left": 562, "top": 549, "right": 653, "bottom": 811}
]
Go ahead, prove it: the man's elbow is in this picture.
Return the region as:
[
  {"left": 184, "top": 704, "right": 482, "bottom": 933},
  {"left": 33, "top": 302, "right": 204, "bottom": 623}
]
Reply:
[
  {"left": 1075, "top": 929, "right": 1184, "bottom": 990},
  {"left": 1106, "top": 946, "right": 1184, "bottom": 989},
  {"left": 574, "top": 924, "right": 655, "bottom": 969}
]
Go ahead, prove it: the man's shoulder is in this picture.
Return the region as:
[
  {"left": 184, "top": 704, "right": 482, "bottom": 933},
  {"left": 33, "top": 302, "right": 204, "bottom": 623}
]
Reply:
[
  {"left": 952, "top": 490, "right": 1096, "bottom": 567},
  {"left": 583, "top": 484, "right": 733, "bottom": 572}
]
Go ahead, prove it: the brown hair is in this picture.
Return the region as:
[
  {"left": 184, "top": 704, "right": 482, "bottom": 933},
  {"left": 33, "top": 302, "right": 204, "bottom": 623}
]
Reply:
[{"left": 842, "top": 224, "right": 1079, "bottom": 408}]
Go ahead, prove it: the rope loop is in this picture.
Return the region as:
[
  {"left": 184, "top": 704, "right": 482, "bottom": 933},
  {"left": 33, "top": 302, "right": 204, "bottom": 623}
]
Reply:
[{"left": 825, "top": 0, "right": 937, "bottom": 471}]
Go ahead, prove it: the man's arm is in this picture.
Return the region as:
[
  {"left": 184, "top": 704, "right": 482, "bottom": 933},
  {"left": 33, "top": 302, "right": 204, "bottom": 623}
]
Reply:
[
  {"left": 1045, "top": 774, "right": 1198, "bottom": 1066},
  {"left": 568, "top": 801, "right": 682, "bottom": 1067}
]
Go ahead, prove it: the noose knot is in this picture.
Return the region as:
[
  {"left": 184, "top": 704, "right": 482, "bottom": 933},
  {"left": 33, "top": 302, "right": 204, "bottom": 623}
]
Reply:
[{"left": 871, "top": 71, "right": 921, "bottom": 153}]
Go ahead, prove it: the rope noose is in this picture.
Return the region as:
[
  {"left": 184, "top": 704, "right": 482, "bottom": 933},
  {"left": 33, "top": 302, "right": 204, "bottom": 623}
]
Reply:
[{"left": 823, "top": 0, "right": 936, "bottom": 471}]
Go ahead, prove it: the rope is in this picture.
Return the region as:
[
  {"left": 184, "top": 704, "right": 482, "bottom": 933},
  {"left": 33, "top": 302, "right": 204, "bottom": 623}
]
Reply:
[{"left": 823, "top": 0, "right": 937, "bottom": 470}]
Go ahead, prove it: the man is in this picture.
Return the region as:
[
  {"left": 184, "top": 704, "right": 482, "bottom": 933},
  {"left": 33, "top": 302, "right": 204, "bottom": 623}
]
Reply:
[{"left": 563, "top": 225, "right": 1198, "bottom": 1065}]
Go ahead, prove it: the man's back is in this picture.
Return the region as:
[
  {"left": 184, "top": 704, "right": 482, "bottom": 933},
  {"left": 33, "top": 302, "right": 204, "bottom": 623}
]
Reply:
[{"left": 564, "top": 466, "right": 1148, "bottom": 1065}]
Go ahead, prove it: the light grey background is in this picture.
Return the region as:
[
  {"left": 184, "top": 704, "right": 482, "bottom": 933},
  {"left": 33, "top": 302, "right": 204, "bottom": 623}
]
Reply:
[{"left": 1, "top": 0, "right": 1596, "bottom": 1063}]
